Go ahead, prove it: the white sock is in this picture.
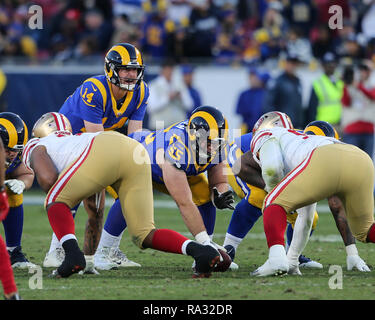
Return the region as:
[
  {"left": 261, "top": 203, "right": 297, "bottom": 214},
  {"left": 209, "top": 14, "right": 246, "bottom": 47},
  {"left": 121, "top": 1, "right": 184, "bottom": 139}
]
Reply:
[
  {"left": 97, "top": 229, "right": 122, "bottom": 249},
  {"left": 222, "top": 233, "right": 243, "bottom": 250},
  {"left": 48, "top": 233, "right": 62, "bottom": 253},
  {"left": 6, "top": 246, "right": 17, "bottom": 252},
  {"left": 181, "top": 240, "right": 192, "bottom": 255}
]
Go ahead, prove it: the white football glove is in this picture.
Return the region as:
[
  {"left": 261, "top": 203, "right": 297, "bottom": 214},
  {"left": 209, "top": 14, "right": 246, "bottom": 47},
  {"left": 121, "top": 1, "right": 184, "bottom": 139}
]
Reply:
[
  {"left": 5, "top": 179, "right": 25, "bottom": 195},
  {"left": 347, "top": 255, "right": 370, "bottom": 272}
]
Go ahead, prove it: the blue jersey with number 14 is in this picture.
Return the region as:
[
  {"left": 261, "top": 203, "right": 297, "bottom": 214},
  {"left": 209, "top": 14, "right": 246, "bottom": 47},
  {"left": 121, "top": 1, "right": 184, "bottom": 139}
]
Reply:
[{"left": 59, "top": 75, "right": 149, "bottom": 134}]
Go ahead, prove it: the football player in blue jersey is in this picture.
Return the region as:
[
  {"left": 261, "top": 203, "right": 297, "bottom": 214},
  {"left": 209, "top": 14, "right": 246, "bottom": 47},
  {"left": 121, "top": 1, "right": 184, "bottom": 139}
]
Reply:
[
  {"left": 222, "top": 117, "right": 369, "bottom": 272},
  {"left": 0, "top": 112, "right": 35, "bottom": 269},
  {"left": 95, "top": 106, "right": 235, "bottom": 269},
  {"left": 44, "top": 43, "right": 149, "bottom": 271}
]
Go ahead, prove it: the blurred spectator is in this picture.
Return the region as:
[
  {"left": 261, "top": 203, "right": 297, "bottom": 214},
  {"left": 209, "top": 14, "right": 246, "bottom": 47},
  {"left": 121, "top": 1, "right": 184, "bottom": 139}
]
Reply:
[
  {"left": 282, "top": 0, "right": 317, "bottom": 38},
  {"left": 341, "top": 62, "right": 375, "bottom": 158},
  {"left": 147, "top": 60, "right": 192, "bottom": 129},
  {"left": 284, "top": 26, "right": 312, "bottom": 64},
  {"left": 110, "top": 14, "right": 141, "bottom": 48},
  {"left": 263, "top": 52, "right": 305, "bottom": 128},
  {"left": 113, "top": 0, "right": 144, "bottom": 24},
  {"left": 141, "top": 1, "right": 171, "bottom": 60},
  {"left": 213, "top": 9, "right": 242, "bottom": 64},
  {"left": 235, "top": 67, "right": 269, "bottom": 134},
  {"left": 307, "top": 52, "right": 344, "bottom": 129},
  {"left": 361, "top": 1, "right": 375, "bottom": 40},
  {"left": 311, "top": 25, "right": 337, "bottom": 60},
  {"left": 0, "top": 68, "right": 7, "bottom": 112},
  {"left": 180, "top": 64, "right": 202, "bottom": 117},
  {"left": 187, "top": 0, "right": 219, "bottom": 58},
  {"left": 80, "top": 9, "right": 113, "bottom": 52}
]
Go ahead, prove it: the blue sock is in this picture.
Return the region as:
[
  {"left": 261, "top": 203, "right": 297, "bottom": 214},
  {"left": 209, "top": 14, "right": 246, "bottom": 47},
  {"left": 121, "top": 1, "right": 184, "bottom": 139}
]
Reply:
[
  {"left": 198, "top": 202, "right": 216, "bottom": 236},
  {"left": 71, "top": 203, "right": 80, "bottom": 219},
  {"left": 2, "top": 205, "right": 23, "bottom": 248},
  {"left": 286, "top": 223, "right": 294, "bottom": 247},
  {"left": 227, "top": 199, "right": 262, "bottom": 239},
  {"left": 104, "top": 198, "right": 127, "bottom": 237}
]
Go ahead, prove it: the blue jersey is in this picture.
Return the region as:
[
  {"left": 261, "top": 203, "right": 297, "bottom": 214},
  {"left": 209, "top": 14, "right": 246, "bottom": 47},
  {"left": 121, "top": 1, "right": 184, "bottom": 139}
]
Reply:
[
  {"left": 59, "top": 75, "right": 149, "bottom": 134},
  {"left": 129, "top": 120, "right": 226, "bottom": 184},
  {"left": 6, "top": 155, "right": 22, "bottom": 176}
]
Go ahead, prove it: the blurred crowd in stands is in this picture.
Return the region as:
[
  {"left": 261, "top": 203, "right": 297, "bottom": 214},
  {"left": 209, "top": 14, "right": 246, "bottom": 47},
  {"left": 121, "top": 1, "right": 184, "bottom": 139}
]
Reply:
[{"left": 1, "top": 0, "right": 375, "bottom": 66}]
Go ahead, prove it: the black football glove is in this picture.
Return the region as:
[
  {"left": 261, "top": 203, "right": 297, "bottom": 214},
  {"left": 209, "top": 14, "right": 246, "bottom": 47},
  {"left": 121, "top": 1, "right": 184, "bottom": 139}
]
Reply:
[{"left": 212, "top": 187, "right": 235, "bottom": 210}]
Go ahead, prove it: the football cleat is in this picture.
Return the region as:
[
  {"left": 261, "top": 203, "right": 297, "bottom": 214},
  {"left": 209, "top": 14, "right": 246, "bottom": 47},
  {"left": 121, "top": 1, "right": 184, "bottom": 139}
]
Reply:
[
  {"left": 8, "top": 246, "right": 36, "bottom": 269},
  {"left": 43, "top": 248, "right": 65, "bottom": 268},
  {"left": 251, "top": 245, "right": 289, "bottom": 277},
  {"left": 94, "top": 247, "right": 119, "bottom": 270},
  {"left": 53, "top": 250, "right": 86, "bottom": 278},
  {"left": 224, "top": 245, "right": 239, "bottom": 270},
  {"left": 224, "top": 245, "right": 236, "bottom": 261},
  {"left": 109, "top": 248, "right": 141, "bottom": 267},
  {"left": 299, "top": 255, "right": 323, "bottom": 269},
  {"left": 251, "top": 258, "right": 289, "bottom": 277}
]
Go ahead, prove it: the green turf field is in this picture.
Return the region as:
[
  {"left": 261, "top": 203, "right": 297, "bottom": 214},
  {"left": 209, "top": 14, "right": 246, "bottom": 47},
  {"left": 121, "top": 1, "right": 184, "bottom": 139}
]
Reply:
[{"left": 2, "top": 193, "right": 375, "bottom": 301}]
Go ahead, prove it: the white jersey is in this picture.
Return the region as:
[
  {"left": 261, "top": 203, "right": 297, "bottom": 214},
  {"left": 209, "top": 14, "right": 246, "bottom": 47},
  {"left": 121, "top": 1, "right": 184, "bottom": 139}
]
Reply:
[
  {"left": 251, "top": 127, "right": 341, "bottom": 172},
  {"left": 22, "top": 131, "right": 101, "bottom": 173}
]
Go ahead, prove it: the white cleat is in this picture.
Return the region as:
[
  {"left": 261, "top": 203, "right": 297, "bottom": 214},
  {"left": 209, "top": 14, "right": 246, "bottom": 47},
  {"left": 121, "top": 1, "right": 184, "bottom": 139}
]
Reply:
[
  {"left": 12, "top": 261, "right": 37, "bottom": 269},
  {"left": 43, "top": 248, "right": 64, "bottom": 268},
  {"left": 251, "top": 258, "right": 289, "bottom": 277},
  {"left": 109, "top": 248, "right": 141, "bottom": 268},
  {"left": 299, "top": 257, "right": 323, "bottom": 269},
  {"left": 43, "top": 248, "right": 65, "bottom": 268},
  {"left": 94, "top": 247, "right": 119, "bottom": 270},
  {"left": 229, "top": 261, "right": 239, "bottom": 270},
  {"left": 251, "top": 245, "right": 289, "bottom": 277}
]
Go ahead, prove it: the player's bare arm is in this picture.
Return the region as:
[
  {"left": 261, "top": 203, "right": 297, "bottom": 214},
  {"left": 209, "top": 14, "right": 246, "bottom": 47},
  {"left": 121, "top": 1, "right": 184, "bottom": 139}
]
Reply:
[
  {"left": 82, "top": 120, "right": 105, "bottom": 255},
  {"left": 235, "top": 150, "right": 265, "bottom": 189},
  {"left": 208, "top": 162, "right": 235, "bottom": 210},
  {"left": 7, "top": 162, "right": 34, "bottom": 190},
  {"left": 160, "top": 151, "right": 207, "bottom": 237},
  {"left": 328, "top": 195, "right": 356, "bottom": 246},
  {"left": 29, "top": 145, "right": 58, "bottom": 193},
  {"left": 83, "top": 120, "right": 104, "bottom": 133},
  {"left": 127, "top": 120, "right": 142, "bottom": 135}
]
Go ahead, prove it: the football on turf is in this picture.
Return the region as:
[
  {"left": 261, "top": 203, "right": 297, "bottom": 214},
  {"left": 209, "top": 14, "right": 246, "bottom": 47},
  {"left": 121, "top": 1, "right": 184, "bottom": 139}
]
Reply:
[{"left": 213, "top": 249, "right": 232, "bottom": 272}]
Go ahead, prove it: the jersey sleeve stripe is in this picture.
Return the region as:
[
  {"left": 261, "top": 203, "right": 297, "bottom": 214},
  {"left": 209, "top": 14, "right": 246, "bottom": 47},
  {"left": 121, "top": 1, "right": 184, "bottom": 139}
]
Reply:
[
  {"left": 136, "top": 81, "right": 145, "bottom": 110},
  {"left": 250, "top": 132, "right": 272, "bottom": 153},
  {"left": 264, "top": 149, "right": 316, "bottom": 207},
  {"left": 88, "top": 78, "right": 107, "bottom": 111}
]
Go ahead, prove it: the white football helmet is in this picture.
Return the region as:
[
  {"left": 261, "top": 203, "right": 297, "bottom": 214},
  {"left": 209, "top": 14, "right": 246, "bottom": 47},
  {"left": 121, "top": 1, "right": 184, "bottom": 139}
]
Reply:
[
  {"left": 32, "top": 112, "right": 72, "bottom": 138},
  {"left": 252, "top": 111, "right": 293, "bottom": 135}
]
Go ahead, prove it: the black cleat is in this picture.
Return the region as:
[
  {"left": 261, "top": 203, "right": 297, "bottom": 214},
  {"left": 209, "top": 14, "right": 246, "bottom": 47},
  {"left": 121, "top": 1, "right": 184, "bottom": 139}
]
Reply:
[
  {"left": 4, "top": 293, "right": 21, "bottom": 300},
  {"left": 51, "top": 239, "right": 86, "bottom": 278},
  {"left": 8, "top": 246, "right": 35, "bottom": 269},
  {"left": 186, "top": 242, "right": 220, "bottom": 278},
  {"left": 224, "top": 245, "right": 236, "bottom": 261}
]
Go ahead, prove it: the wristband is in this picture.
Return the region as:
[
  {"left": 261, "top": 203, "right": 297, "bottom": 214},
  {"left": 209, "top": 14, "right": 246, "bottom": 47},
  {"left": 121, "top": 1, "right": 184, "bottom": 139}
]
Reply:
[{"left": 346, "top": 244, "right": 358, "bottom": 256}]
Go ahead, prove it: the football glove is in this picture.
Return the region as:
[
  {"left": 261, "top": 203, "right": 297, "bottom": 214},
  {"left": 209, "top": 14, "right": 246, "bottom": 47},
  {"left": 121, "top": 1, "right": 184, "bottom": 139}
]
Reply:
[
  {"left": 212, "top": 187, "right": 235, "bottom": 210},
  {"left": 0, "top": 188, "right": 9, "bottom": 221},
  {"left": 347, "top": 255, "right": 370, "bottom": 272},
  {"left": 5, "top": 179, "right": 26, "bottom": 195}
]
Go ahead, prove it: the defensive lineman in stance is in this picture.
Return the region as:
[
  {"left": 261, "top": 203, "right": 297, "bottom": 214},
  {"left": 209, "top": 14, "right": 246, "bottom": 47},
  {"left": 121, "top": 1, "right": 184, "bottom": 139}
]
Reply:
[
  {"left": 22, "top": 113, "right": 222, "bottom": 278},
  {"left": 242, "top": 112, "right": 375, "bottom": 276}
]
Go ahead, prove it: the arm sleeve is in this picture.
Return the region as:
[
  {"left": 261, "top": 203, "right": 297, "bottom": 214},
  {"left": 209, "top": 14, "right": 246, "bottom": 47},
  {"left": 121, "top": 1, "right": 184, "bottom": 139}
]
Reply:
[{"left": 258, "top": 138, "right": 284, "bottom": 192}]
